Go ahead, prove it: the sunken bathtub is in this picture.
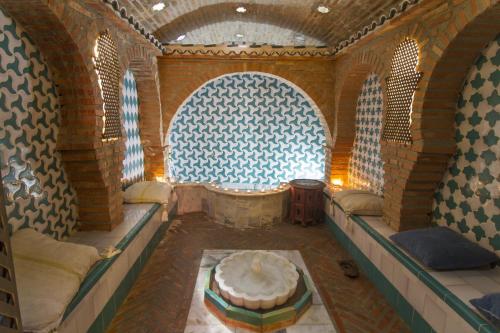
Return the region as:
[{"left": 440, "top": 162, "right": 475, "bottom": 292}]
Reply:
[{"left": 174, "top": 182, "right": 290, "bottom": 228}]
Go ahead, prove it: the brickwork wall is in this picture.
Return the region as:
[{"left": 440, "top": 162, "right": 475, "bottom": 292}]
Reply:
[
  {"left": 1, "top": 0, "right": 497, "bottom": 234},
  {"left": 330, "top": 0, "right": 500, "bottom": 230},
  {"left": 0, "top": 0, "right": 163, "bottom": 230}
]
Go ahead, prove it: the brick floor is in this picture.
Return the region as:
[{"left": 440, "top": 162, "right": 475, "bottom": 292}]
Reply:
[{"left": 107, "top": 213, "right": 411, "bottom": 333}]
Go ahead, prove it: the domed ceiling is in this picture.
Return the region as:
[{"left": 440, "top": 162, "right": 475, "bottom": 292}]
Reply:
[{"left": 117, "top": 0, "right": 416, "bottom": 47}]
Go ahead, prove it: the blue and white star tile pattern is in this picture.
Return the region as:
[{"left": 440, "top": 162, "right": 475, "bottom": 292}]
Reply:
[
  {"left": 168, "top": 73, "right": 327, "bottom": 185},
  {"left": 0, "top": 8, "right": 78, "bottom": 240},
  {"left": 348, "top": 73, "right": 385, "bottom": 195},
  {"left": 433, "top": 34, "right": 500, "bottom": 254},
  {"left": 121, "top": 70, "right": 145, "bottom": 183}
]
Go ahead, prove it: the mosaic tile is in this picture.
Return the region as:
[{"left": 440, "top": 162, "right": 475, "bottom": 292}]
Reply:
[
  {"left": 121, "top": 70, "right": 145, "bottom": 183},
  {"left": 0, "top": 8, "right": 77, "bottom": 239},
  {"left": 433, "top": 34, "right": 500, "bottom": 254},
  {"left": 348, "top": 73, "right": 384, "bottom": 195},
  {"left": 168, "top": 73, "right": 327, "bottom": 184}
]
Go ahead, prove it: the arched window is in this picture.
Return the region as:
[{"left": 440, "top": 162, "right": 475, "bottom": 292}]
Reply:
[
  {"left": 382, "top": 39, "right": 422, "bottom": 143},
  {"left": 93, "top": 31, "right": 121, "bottom": 140}
]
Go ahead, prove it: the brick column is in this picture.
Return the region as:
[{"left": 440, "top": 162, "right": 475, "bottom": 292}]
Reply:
[{"left": 0, "top": 0, "right": 162, "bottom": 230}]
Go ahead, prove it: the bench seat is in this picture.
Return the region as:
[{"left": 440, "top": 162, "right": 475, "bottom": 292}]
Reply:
[
  {"left": 57, "top": 198, "right": 177, "bottom": 333},
  {"left": 323, "top": 190, "right": 499, "bottom": 333}
]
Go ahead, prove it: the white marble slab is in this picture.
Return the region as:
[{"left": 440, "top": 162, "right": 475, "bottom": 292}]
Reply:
[{"left": 184, "top": 250, "right": 338, "bottom": 333}]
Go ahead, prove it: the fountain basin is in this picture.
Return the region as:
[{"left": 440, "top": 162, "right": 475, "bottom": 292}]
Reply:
[
  {"left": 205, "top": 264, "right": 313, "bottom": 332},
  {"left": 214, "top": 250, "right": 299, "bottom": 310}
]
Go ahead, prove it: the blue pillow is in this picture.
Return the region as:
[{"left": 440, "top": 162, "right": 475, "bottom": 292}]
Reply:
[
  {"left": 470, "top": 293, "right": 500, "bottom": 329},
  {"left": 389, "top": 227, "right": 498, "bottom": 270}
]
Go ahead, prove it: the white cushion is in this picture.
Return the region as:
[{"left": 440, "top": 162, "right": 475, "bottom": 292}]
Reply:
[
  {"left": 11, "top": 228, "right": 100, "bottom": 332},
  {"left": 335, "top": 190, "right": 384, "bottom": 216},
  {"left": 11, "top": 228, "right": 100, "bottom": 281},
  {"left": 334, "top": 189, "right": 373, "bottom": 202},
  {"left": 14, "top": 257, "right": 81, "bottom": 333},
  {"left": 123, "top": 180, "right": 172, "bottom": 204}
]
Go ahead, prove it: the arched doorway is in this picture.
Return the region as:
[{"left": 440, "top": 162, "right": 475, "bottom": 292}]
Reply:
[{"left": 166, "top": 72, "right": 332, "bottom": 185}]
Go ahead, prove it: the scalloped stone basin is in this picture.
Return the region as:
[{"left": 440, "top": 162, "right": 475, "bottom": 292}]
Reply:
[{"left": 214, "top": 250, "right": 299, "bottom": 310}]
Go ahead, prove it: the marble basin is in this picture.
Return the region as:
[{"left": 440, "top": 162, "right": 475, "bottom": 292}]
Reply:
[{"left": 214, "top": 250, "right": 299, "bottom": 310}]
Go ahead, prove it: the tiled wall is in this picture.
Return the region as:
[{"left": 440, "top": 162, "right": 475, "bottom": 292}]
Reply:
[
  {"left": 433, "top": 35, "right": 500, "bottom": 254},
  {"left": 0, "top": 8, "right": 78, "bottom": 239},
  {"left": 121, "top": 70, "right": 145, "bottom": 183},
  {"left": 348, "top": 73, "right": 384, "bottom": 195},
  {"left": 168, "top": 72, "right": 327, "bottom": 184}
]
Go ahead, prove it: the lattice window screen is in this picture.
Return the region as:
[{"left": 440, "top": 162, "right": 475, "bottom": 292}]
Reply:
[
  {"left": 94, "top": 31, "right": 122, "bottom": 140},
  {"left": 0, "top": 180, "right": 22, "bottom": 332},
  {"left": 382, "top": 39, "right": 422, "bottom": 143}
]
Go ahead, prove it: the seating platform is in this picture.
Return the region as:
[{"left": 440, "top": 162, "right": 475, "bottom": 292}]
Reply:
[
  {"left": 323, "top": 190, "right": 499, "bottom": 333},
  {"left": 57, "top": 199, "right": 177, "bottom": 333}
]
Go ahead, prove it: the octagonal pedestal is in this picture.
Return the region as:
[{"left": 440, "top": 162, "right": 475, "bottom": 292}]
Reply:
[{"left": 204, "top": 266, "right": 313, "bottom": 332}]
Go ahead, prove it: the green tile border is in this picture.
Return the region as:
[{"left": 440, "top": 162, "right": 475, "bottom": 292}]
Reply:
[
  {"left": 204, "top": 266, "right": 312, "bottom": 329},
  {"left": 89, "top": 206, "right": 177, "bottom": 333},
  {"left": 323, "top": 192, "right": 497, "bottom": 333},
  {"left": 63, "top": 202, "right": 177, "bottom": 328},
  {"left": 324, "top": 213, "right": 433, "bottom": 332}
]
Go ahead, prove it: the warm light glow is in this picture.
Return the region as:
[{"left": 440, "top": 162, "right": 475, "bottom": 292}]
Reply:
[
  {"left": 155, "top": 176, "right": 164, "bottom": 182},
  {"left": 236, "top": 6, "right": 247, "bottom": 13},
  {"left": 317, "top": 5, "right": 330, "bottom": 13},
  {"left": 152, "top": 2, "right": 166, "bottom": 11},
  {"left": 331, "top": 178, "right": 343, "bottom": 187}
]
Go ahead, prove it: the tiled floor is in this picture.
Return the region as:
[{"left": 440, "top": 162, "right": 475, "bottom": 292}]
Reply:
[{"left": 107, "top": 213, "right": 411, "bottom": 333}]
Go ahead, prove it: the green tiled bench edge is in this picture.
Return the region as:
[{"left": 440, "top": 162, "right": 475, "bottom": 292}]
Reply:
[
  {"left": 323, "top": 193, "right": 497, "bottom": 333},
  {"left": 324, "top": 212, "right": 434, "bottom": 332},
  {"left": 87, "top": 203, "right": 178, "bottom": 333},
  {"left": 62, "top": 202, "right": 177, "bottom": 326},
  {"left": 62, "top": 203, "right": 162, "bottom": 319}
]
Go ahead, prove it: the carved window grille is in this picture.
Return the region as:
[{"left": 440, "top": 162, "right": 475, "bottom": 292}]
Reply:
[
  {"left": 94, "top": 31, "right": 122, "bottom": 140},
  {"left": 382, "top": 39, "right": 422, "bottom": 144},
  {"left": 0, "top": 180, "right": 23, "bottom": 332}
]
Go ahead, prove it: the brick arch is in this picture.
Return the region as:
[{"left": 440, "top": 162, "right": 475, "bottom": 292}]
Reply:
[
  {"left": 122, "top": 45, "right": 164, "bottom": 180},
  {"left": 381, "top": 1, "right": 500, "bottom": 231},
  {"left": 165, "top": 71, "right": 332, "bottom": 146},
  {"left": 331, "top": 51, "right": 387, "bottom": 186},
  {"left": 161, "top": 65, "right": 333, "bottom": 128},
  {"left": 0, "top": 0, "right": 124, "bottom": 230},
  {"left": 165, "top": 71, "right": 332, "bottom": 182},
  {"left": 413, "top": 2, "right": 500, "bottom": 151}
]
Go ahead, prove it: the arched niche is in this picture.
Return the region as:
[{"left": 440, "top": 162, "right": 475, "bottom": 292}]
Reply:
[
  {"left": 384, "top": 2, "right": 500, "bottom": 231},
  {"left": 331, "top": 51, "right": 387, "bottom": 187},
  {"left": 165, "top": 71, "right": 332, "bottom": 185},
  {"left": 0, "top": 0, "right": 124, "bottom": 230},
  {"left": 432, "top": 34, "right": 499, "bottom": 255},
  {"left": 348, "top": 73, "right": 385, "bottom": 195},
  {"left": 122, "top": 45, "right": 164, "bottom": 181}
]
